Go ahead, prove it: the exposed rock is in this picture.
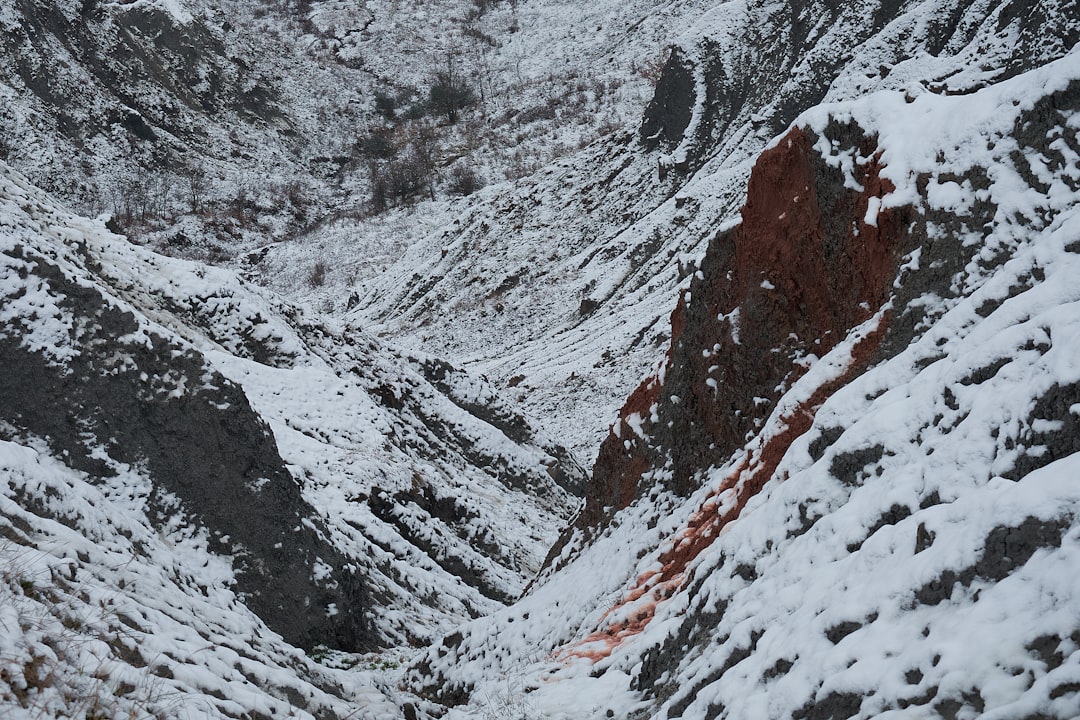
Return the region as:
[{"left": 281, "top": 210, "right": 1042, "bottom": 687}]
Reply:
[
  {"left": 583, "top": 124, "right": 910, "bottom": 532},
  {"left": 0, "top": 243, "right": 371, "bottom": 652},
  {"left": 640, "top": 46, "right": 697, "bottom": 150}
]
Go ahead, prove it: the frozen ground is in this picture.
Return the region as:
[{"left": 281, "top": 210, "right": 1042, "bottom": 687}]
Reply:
[
  {"left": 2, "top": 0, "right": 1079, "bottom": 718},
  {"left": 406, "top": 45, "right": 1080, "bottom": 720}
]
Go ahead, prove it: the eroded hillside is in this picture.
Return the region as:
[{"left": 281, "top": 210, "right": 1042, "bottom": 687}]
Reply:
[
  {"left": 0, "top": 157, "right": 582, "bottom": 717},
  {"left": 2, "top": 0, "right": 1080, "bottom": 719},
  {"left": 403, "top": 12, "right": 1080, "bottom": 720}
]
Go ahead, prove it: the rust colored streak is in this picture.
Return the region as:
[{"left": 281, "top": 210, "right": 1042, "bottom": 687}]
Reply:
[
  {"left": 564, "top": 124, "right": 909, "bottom": 660},
  {"left": 563, "top": 315, "right": 890, "bottom": 663}
]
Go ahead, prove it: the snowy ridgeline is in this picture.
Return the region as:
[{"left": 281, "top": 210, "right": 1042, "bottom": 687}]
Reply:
[
  {"left": 0, "top": 157, "right": 584, "bottom": 718},
  {"left": 405, "top": 49, "right": 1080, "bottom": 720},
  {"left": 347, "top": 0, "right": 1080, "bottom": 465}
]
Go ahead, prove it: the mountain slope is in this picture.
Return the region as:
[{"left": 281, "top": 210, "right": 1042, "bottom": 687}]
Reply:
[
  {"left": 0, "top": 156, "right": 583, "bottom": 716},
  {"left": 353, "top": 0, "right": 1080, "bottom": 463},
  {"left": 404, "top": 40, "right": 1080, "bottom": 720},
  {"left": 3, "top": 0, "right": 1080, "bottom": 718},
  {"left": 0, "top": 0, "right": 690, "bottom": 268}
]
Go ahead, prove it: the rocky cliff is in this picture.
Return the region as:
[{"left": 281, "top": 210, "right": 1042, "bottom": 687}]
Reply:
[
  {"left": 404, "top": 24, "right": 1080, "bottom": 720},
  {"left": 584, "top": 125, "right": 907, "bottom": 530}
]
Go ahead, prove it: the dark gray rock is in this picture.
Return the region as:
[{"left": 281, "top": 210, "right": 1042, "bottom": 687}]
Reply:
[
  {"left": 0, "top": 243, "right": 371, "bottom": 651},
  {"left": 640, "top": 46, "right": 696, "bottom": 150},
  {"left": 914, "top": 516, "right": 1068, "bottom": 607}
]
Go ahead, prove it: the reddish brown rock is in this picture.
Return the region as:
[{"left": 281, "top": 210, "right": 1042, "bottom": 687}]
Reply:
[
  {"left": 564, "top": 314, "right": 890, "bottom": 663},
  {"left": 580, "top": 124, "right": 909, "bottom": 540},
  {"left": 560, "top": 123, "right": 914, "bottom": 657}
]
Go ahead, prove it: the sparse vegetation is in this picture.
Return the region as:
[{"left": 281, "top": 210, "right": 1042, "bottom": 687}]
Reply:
[
  {"left": 367, "top": 125, "right": 438, "bottom": 209},
  {"left": 448, "top": 163, "right": 483, "bottom": 196},
  {"left": 0, "top": 541, "right": 178, "bottom": 719},
  {"left": 428, "top": 71, "right": 477, "bottom": 124},
  {"left": 308, "top": 260, "right": 327, "bottom": 287}
]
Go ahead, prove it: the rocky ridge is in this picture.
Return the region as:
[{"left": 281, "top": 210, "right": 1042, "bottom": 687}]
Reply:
[
  {"left": 404, "top": 35, "right": 1080, "bottom": 720},
  {"left": 0, "top": 156, "right": 583, "bottom": 717}
]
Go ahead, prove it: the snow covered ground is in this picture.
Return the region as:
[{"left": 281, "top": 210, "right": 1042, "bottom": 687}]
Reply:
[
  {"left": 0, "top": 442, "right": 406, "bottom": 719},
  {"left": 405, "top": 44, "right": 1080, "bottom": 720},
  {"left": 0, "top": 157, "right": 583, "bottom": 716},
  {"left": 2, "top": 0, "right": 1079, "bottom": 718}
]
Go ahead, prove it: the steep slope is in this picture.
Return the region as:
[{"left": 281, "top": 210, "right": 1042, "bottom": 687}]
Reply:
[
  {"left": 1, "top": 444, "right": 406, "bottom": 720},
  {"left": 0, "top": 0, "right": 318, "bottom": 244},
  {"left": 0, "top": 165, "right": 370, "bottom": 654},
  {"left": 405, "top": 44, "right": 1080, "bottom": 720},
  {"left": 354, "top": 0, "right": 1080, "bottom": 463},
  {"left": 0, "top": 157, "right": 583, "bottom": 716},
  {"left": 0, "top": 0, "right": 687, "bottom": 268},
  {"left": 5, "top": 1, "right": 1080, "bottom": 718}
]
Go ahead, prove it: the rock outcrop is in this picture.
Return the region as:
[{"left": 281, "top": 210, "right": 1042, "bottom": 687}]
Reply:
[
  {"left": 584, "top": 125, "right": 909, "bottom": 530},
  {"left": 645, "top": 0, "right": 1080, "bottom": 177},
  {"left": 1, "top": 195, "right": 370, "bottom": 653}
]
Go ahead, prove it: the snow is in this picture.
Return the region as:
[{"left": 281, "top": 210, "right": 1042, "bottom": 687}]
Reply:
[
  {"left": 3, "top": 0, "right": 1080, "bottom": 717},
  {"left": 0, "top": 155, "right": 582, "bottom": 716},
  {"left": 108, "top": 0, "right": 194, "bottom": 24},
  {"left": 0, "top": 437, "right": 400, "bottom": 720},
  {"left": 338, "top": 0, "right": 1079, "bottom": 466},
  {"left": 405, "top": 31, "right": 1080, "bottom": 720}
]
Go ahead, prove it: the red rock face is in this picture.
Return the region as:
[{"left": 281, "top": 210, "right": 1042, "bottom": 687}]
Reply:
[
  {"left": 566, "top": 315, "right": 891, "bottom": 663},
  {"left": 564, "top": 125, "right": 910, "bottom": 659},
  {"left": 580, "top": 124, "right": 907, "bottom": 544},
  {"left": 579, "top": 297, "right": 684, "bottom": 529}
]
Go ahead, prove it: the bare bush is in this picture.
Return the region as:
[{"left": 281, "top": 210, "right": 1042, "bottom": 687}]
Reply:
[
  {"left": 373, "top": 90, "right": 397, "bottom": 119},
  {"left": 308, "top": 260, "right": 327, "bottom": 287},
  {"left": 429, "top": 71, "right": 477, "bottom": 124},
  {"left": 367, "top": 126, "right": 438, "bottom": 210},
  {"left": 182, "top": 162, "right": 207, "bottom": 213},
  {"left": 448, "top": 164, "right": 483, "bottom": 196},
  {"left": 357, "top": 129, "right": 396, "bottom": 159}
]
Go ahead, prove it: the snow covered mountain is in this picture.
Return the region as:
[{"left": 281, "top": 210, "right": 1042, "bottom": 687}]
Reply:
[
  {"left": 3, "top": 0, "right": 1080, "bottom": 718},
  {"left": 0, "top": 0, "right": 686, "bottom": 266},
  {"left": 401, "top": 7, "right": 1080, "bottom": 719},
  {"left": 352, "top": 0, "right": 1080, "bottom": 463},
  {"left": 0, "top": 156, "right": 582, "bottom": 716}
]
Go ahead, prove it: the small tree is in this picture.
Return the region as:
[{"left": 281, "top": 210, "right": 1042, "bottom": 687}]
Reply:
[
  {"left": 182, "top": 162, "right": 207, "bottom": 213},
  {"left": 373, "top": 91, "right": 397, "bottom": 119},
  {"left": 448, "top": 164, "right": 483, "bottom": 196},
  {"left": 307, "top": 260, "right": 327, "bottom": 287},
  {"left": 429, "top": 71, "right": 476, "bottom": 123},
  {"left": 368, "top": 161, "right": 390, "bottom": 211},
  {"left": 357, "top": 129, "right": 396, "bottom": 159}
]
